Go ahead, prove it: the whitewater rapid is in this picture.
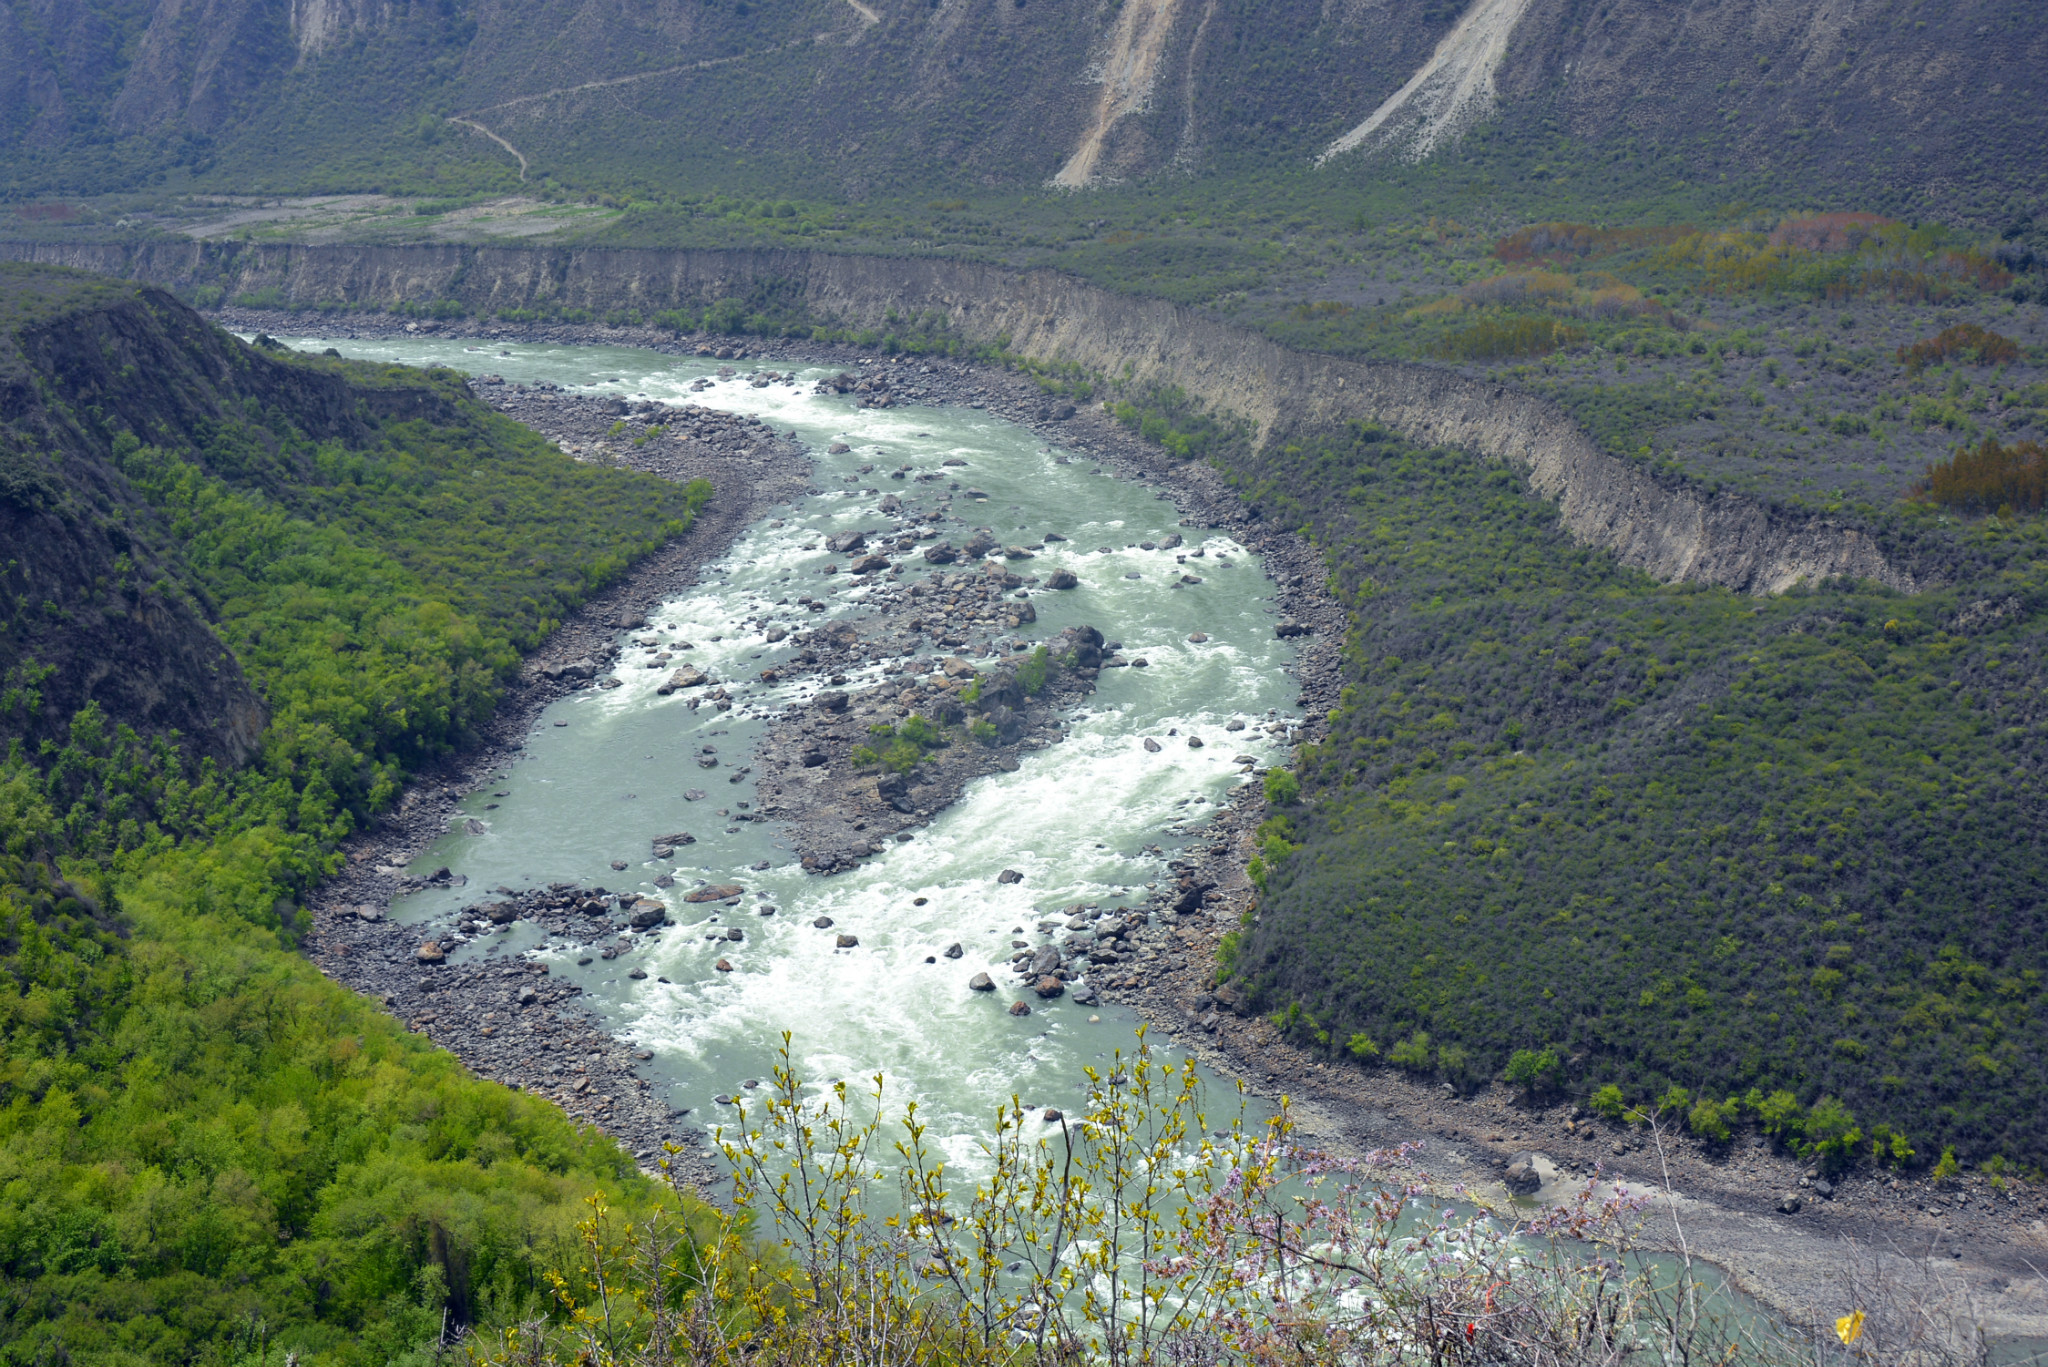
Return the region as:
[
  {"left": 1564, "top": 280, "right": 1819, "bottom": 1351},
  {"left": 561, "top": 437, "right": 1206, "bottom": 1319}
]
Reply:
[{"left": 286, "top": 333, "right": 1301, "bottom": 1170}]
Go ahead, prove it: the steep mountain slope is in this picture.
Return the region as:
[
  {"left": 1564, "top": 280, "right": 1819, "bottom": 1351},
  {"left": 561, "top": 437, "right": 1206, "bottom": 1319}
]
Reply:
[
  {"left": 0, "top": 262, "right": 710, "bottom": 1365},
  {"left": 2, "top": 0, "right": 2041, "bottom": 215},
  {"left": 1, "top": 264, "right": 266, "bottom": 765}
]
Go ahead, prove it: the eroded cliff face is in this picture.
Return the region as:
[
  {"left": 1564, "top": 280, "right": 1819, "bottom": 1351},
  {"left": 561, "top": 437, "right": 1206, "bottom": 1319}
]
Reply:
[{"left": 0, "top": 239, "right": 1919, "bottom": 596}]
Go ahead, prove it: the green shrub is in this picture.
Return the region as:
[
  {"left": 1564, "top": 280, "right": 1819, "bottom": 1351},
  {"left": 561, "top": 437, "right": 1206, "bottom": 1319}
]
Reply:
[
  {"left": 1346, "top": 1032, "right": 1379, "bottom": 1060},
  {"left": 1589, "top": 1084, "right": 1629, "bottom": 1122},
  {"left": 1804, "top": 1096, "right": 1862, "bottom": 1174},
  {"left": 1750, "top": 1089, "right": 1804, "bottom": 1140},
  {"left": 1388, "top": 1031, "right": 1433, "bottom": 1072},
  {"left": 1503, "top": 1047, "right": 1563, "bottom": 1099},
  {"left": 1263, "top": 768, "right": 1301, "bottom": 806},
  {"left": 1017, "top": 645, "right": 1051, "bottom": 695},
  {"left": 1868, "top": 1124, "right": 1916, "bottom": 1169},
  {"left": 1688, "top": 1097, "right": 1734, "bottom": 1144}
]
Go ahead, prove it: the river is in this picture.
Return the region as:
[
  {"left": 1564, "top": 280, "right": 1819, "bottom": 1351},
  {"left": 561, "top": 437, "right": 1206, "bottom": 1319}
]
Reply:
[{"left": 285, "top": 333, "right": 1300, "bottom": 1175}]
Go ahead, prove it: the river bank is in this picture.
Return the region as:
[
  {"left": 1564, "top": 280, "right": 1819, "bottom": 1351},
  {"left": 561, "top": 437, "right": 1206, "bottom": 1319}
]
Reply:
[
  {"left": 284, "top": 309, "right": 1342, "bottom": 1178},
  {"left": 269, "top": 310, "right": 2048, "bottom": 1341}
]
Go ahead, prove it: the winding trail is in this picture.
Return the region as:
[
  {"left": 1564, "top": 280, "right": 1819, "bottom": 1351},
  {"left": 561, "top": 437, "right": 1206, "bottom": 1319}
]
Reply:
[
  {"left": 454, "top": 6, "right": 877, "bottom": 129},
  {"left": 449, "top": 117, "right": 529, "bottom": 180}
]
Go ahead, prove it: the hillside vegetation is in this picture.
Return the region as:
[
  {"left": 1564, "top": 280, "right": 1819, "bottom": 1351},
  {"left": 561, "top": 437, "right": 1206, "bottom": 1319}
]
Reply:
[
  {"left": 2, "top": 0, "right": 2042, "bottom": 225},
  {"left": 1213, "top": 415, "right": 2048, "bottom": 1172},
  {"left": 0, "top": 265, "right": 709, "bottom": 1365}
]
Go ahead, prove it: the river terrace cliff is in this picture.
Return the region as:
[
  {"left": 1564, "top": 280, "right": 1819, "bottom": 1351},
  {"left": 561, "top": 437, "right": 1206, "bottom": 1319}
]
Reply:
[{"left": 0, "top": 239, "right": 1920, "bottom": 598}]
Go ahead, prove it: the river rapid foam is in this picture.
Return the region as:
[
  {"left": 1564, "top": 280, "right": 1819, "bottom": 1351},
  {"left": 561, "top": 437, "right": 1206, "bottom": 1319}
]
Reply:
[{"left": 291, "top": 333, "right": 1302, "bottom": 1177}]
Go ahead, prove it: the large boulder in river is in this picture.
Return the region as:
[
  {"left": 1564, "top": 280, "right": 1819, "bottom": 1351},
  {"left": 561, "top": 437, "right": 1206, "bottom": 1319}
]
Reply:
[
  {"left": 1052, "top": 625, "right": 1103, "bottom": 668},
  {"left": 851, "top": 553, "right": 891, "bottom": 576},
  {"left": 628, "top": 899, "right": 669, "bottom": 929},
  {"left": 684, "top": 883, "right": 746, "bottom": 904},
  {"left": 415, "top": 942, "right": 446, "bottom": 965},
  {"left": 969, "top": 972, "right": 995, "bottom": 991},
  {"left": 658, "top": 665, "right": 709, "bottom": 694},
  {"left": 975, "top": 668, "right": 1026, "bottom": 711},
  {"left": 1045, "top": 569, "right": 1078, "bottom": 590},
  {"left": 813, "top": 690, "right": 849, "bottom": 712},
  {"left": 826, "top": 531, "right": 868, "bottom": 553},
  {"left": 962, "top": 530, "right": 998, "bottom": 559},
  {"left": 923, "top": 543, "right": 959, "bottom": 564},
  {"left": 1033, "top": 976, "right": 1065, "bottom": 999}
]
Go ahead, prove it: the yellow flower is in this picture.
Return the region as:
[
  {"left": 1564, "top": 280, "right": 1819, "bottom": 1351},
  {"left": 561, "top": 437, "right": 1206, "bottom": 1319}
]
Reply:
[{"left": 1835, "top": 1310, "right": 1866, "bottom": 1345}]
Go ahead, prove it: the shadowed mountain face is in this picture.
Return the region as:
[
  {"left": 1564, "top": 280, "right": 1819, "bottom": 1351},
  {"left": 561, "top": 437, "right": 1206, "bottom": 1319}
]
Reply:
[
  {"left": 0, "top": 266, "right": 269, "bottom": 765},
  {"left": 1, "top": 0, "right": 2041, "bottom": 209}
]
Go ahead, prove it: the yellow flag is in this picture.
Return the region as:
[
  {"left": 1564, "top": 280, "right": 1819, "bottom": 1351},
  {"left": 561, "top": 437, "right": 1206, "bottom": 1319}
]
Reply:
[{"left": 1835, "top": 1310, "right": 1866, "bottom": 1345}]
